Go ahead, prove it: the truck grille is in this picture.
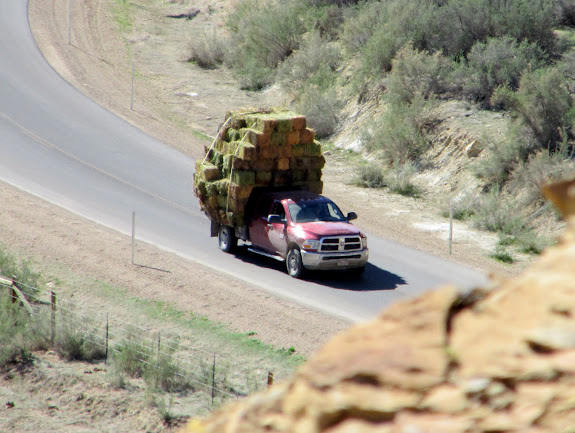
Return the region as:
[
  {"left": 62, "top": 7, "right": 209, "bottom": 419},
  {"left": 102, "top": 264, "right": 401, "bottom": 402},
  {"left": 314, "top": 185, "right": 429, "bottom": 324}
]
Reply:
[{"left": 320, "top": 236, "right": 362, "bottom": 252}]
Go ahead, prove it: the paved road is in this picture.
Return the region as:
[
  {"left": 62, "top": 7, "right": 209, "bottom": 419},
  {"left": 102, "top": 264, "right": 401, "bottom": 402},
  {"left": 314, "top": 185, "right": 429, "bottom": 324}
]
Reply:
[{"left": 0, "top": 0, "right": 488, "bottom": 323}]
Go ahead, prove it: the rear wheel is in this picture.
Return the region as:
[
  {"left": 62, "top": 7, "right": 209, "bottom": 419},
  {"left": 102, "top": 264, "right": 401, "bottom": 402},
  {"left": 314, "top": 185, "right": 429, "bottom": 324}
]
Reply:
[
  {"left": 286, "top": 248, "right": 305, "bottom": 279},
  {"left": 218, "top": 225, "right": 237, "bottom": 253}
]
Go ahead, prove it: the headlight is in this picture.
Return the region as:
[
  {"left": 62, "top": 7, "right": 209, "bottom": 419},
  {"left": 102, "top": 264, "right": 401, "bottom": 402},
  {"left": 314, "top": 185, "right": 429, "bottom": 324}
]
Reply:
[
  {"left": 361, "top": 236, "right": 368, "bottom": 249},
  {"left": 302, "top": 239, "right": 320, "bottom": 251}
]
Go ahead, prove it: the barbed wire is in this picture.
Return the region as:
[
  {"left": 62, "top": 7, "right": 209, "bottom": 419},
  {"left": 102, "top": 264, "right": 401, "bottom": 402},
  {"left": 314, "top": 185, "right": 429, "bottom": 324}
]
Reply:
[{"left": 1, "top": 273, "right": 274, "bottom": 397}]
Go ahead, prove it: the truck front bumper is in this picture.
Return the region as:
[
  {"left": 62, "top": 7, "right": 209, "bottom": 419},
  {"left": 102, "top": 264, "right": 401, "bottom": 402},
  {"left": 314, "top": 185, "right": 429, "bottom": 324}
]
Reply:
[{"left": 301, "top": 249, "right": 369, "bottom": 271}]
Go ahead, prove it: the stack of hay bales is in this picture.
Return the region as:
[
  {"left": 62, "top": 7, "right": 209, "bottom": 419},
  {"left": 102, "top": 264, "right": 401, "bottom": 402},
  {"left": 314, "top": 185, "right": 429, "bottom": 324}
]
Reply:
[{"left": 193, "top": 109, "right": 325, "bottom": 228}]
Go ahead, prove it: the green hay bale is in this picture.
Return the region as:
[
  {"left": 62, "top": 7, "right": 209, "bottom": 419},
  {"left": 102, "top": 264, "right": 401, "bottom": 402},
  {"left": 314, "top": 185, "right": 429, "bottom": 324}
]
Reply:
[
  {"left": 229, "top": 184, "right": 253, "bottom": 201},
  {"left": 206, "top": 181, "right": 219, "bottom": 197},
  {"left": 202, "top": 163, "right": 221, "bottom": 181},
  {"left": 300, "top": 128, "right": 315, "bottom": 144},
  {"left": 215, "top": 179, "right": 230, "bottom": 195},
  {"left": 270, "top": 132, "right": 287, "bottom": 147},
  {"left": 303, "top": 141, "right": 322, "bottom": 157},
  {"left": 256, "top": 171, "right": 273, "bottom": 185},
  {"left": 307, "top": 169, "right": 322, "bottom": 182},
  {"left": 311, "top": 155, "right": 326, "bottom": 169},
  {"left": 308, "top": 181, "right": 323, "bottom": 194},
  {"left": 291, "top": 144, "right": 306, "bottom": 157},
  {"left": 225, "top": 128, "right": 241, "bottom": 142},
  {"left": 222, "top": 155, "right": 234, "bottom": 177},
  {"left": 276, "top": 117, "right": 293, "bottom": 133},
  {"left": 275, "top": 158, "right": 290, "bottom": 171},
  {"left": 217, "top": 194, "right": 228, "bottom": 209},
  {"left": 272, "top": 170, "right": 292, "bottom": 186},
  {"left": 238, "top": 143, "right": 257, "bottom": 160},
  {"left": 292, "top": 170, "right": 307, "bottom": 182},
  {"left": 291, "top": 115, "right": 306, "bottom": 131},
  {"left": 258, "top": 145, "right": 278, "bottom": 159},
  {"left": 249, "top": 159, "right": 275, "bottom": 172},
  {"left": 232, "top": 170, "right": 256, "bottom": 186}
]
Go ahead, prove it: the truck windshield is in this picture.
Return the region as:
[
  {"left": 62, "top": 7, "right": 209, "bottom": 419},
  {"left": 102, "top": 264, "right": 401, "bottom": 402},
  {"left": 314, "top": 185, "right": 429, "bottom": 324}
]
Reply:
[{"left": 288, "top": 201, "right": 346, "bottom": 223}]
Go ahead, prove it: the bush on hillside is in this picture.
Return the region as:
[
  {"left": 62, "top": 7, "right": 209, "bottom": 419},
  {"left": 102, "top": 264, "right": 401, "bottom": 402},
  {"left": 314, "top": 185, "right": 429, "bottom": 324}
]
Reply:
[
  {"left": 294, "top": 84, "right": 341, "bottom": 138},
  {"left": 226, "top": 0, "right": 306, "bottom": 88},
  {"left": 188, "top": 27, "right": 226, "bottom": 69},
  {"left": 365, "top": 97, "right": 434, "bottom": 165},
  {"left": 386, "top": 45, "right": 455, "bottom": 104},
  {"left": 492, "top": 66, "right": 575, "bottom": 152},
  {"left": 460, "top": 36, "right": 546, "bottom": 104},
  {"left": 277, "top": 31, "right": 340, "bottom": 95},
  {"left": 474, "top": 132, "right": 531, "bottom": 187},
  {"left": 353, "top": 162, "right": 386, "bottom": 188}
]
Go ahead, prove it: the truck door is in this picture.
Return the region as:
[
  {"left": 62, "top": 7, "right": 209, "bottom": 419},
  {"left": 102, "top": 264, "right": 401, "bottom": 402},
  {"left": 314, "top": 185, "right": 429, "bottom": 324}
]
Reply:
[
  {"left": 248, "top": 195, "right": 274, "bottom": 252},
  {"left": 268, "top": 201, "right": 289, "bottom": 257}
]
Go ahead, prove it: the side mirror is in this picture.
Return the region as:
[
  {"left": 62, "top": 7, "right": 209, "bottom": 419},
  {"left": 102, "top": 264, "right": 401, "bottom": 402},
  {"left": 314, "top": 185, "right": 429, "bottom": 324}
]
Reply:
[
  {"left": 268, "top": 214, "right": 284, "bottom": 224},
  {"left": 347, "top": 212, "right": 358, "bottom": 221}
]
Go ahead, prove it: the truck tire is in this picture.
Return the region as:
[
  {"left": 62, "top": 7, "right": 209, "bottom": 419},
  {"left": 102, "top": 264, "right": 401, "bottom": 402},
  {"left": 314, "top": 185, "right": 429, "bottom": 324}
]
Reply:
[
  {"left": 218, "top": 225, "right": 237, "bottom": 253},
  {"left": 286, "top": 248, "right": 305, "bottom": 279}
]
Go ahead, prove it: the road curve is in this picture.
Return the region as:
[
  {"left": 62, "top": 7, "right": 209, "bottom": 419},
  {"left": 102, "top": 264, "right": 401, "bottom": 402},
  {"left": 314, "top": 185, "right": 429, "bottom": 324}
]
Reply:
[{"left": 0, "top": 0, "right": 488, "bottom": 323}]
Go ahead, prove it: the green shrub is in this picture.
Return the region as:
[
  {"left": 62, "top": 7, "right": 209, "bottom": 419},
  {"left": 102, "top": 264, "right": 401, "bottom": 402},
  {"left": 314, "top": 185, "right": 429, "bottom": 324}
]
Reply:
[
  {"left": 0, "top": 249, "right": 41, "bottom": 299},
  {"left": 55, "top": 311, "right": 106, "bottom": 362},
  {"left": 490, "top": 245, "right": 514, "bottom": 263},
  {"left": 226, "top": 0, "right": 306, "bottom": 88},
  {"left": 365, "top": 97, "right": 434, "bottom": 165},
  {"left": 188, "top": 27, "right": 226, "bottom": 69},
  {"left": 294, "top": 84, "right": 341, "bottom": 138},
  {"left": 112, "top": 331, "right": 152, "bottom": 378},
  {"left": 474, "top": 131, "right": 531, "bottom": 187},
  {"left": 510, "top": 145, "right": 575, "bottom": 205},
  {"left": 353, "top": 162, "right": 386, "bottom": 188},
  {"left": 471, "top": 187, "right": 529, "bottom": 236},
  {"left": 460, "top": 36, "right": 546, "bottom": 104},
  {"left": 277, "top": 31, "right": 340, "bottom": 95},
  {"left": 444, "top": 0, "right": 557, "bottom": 56},
  {"left": 515, "top": 229, "right": 551, "bottom": 255},
  {"left": 384, "top": 163, "right": 421, "bottom": 197},
  {"left": 387, "top": 45, "right": 455, "bottom": 104},
  {"left": 492, "top": 66, "right": 575, "bottom": 152},
  {"left": 440, "top": 192, "right": 480, "bottom": 220}
]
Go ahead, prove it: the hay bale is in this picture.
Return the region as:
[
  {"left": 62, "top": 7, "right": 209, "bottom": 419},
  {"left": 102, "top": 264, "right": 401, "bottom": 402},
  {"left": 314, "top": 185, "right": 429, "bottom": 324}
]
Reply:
[{"left": 194, "top": 109, "right": 324, "bottom": 228}]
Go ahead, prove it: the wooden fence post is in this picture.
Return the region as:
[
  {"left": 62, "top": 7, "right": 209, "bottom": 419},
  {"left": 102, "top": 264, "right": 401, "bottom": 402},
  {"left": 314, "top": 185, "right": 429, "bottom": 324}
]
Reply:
[{"left": 267, "top": 371, "right": 274, "bottom": 387}]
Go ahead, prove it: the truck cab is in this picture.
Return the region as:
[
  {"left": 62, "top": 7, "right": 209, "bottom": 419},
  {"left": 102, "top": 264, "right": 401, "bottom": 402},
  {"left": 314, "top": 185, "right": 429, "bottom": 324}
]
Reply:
[{"left": 217, "top": 190, "right": 369, "bottom": 278}]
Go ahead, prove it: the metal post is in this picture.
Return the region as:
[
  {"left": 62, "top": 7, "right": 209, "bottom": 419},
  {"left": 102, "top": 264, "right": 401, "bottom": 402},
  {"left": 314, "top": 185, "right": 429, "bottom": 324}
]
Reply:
[
  {"left": 68, "top": 0, "right": 71, "bottom": 45},
  {"left": 132, "top": 211, "right": 135, "bottom": 265},
  {"left": 105, "top": 313, "right": 109, "bottom": 365},
  {"left": 211, "top": 354, "right": 216, "bottom": 406},
  {"left": 130, "top": 58, "right": 135, "bottom": 111},
  {"left": 449, "top": 200, "right": 453, "bottom": 255},
  {"left": 50, "top": 291, "right": 57, "bottom": 345}
]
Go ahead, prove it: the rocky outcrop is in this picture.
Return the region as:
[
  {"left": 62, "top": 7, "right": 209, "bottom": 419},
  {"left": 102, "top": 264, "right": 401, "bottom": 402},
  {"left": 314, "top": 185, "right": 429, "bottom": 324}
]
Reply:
[{"left": 181, "top": 179, "right": 575, "bottom": 433}]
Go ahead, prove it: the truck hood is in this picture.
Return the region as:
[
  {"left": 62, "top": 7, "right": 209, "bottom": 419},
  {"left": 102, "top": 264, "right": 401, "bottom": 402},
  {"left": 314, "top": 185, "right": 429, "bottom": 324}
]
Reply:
[{"left": 295, "top": 221, "right": 361, "bottom": 237}]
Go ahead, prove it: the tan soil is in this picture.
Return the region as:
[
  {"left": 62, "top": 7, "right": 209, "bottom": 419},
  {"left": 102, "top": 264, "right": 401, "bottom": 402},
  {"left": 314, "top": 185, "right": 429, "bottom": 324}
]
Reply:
[{"left": 0, "top": 0, "right": 536, "bottom": 430}]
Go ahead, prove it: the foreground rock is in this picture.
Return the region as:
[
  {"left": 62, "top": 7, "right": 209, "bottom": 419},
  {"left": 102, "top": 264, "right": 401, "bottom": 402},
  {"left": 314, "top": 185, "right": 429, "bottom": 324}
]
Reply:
[{"left": 180, "top": 178, "right": 575, "bottom": 433}]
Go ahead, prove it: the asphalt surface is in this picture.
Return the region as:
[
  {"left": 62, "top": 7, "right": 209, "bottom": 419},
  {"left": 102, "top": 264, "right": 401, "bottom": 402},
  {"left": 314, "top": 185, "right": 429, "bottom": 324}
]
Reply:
[{"left": 0, "top": 0, "right": 488, "bottom": 323}]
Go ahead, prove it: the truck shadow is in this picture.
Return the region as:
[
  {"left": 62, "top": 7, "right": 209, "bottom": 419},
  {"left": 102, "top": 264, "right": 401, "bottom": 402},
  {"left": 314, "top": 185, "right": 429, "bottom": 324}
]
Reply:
[
  {"left": 305, "top": 262, "right": 406, "bottom": 291},
  {"left": 233, "top": 247, "right": 405, "bottom": 291}
]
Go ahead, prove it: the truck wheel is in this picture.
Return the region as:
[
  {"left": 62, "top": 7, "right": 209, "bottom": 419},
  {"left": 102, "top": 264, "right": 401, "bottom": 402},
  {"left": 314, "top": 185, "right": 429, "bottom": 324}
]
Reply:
[
  {"left": 218, "top": 225, "right": 237, "bottom": 253},
  {"left": 286, "top": 248, "right": 305, "bottom": 279}
]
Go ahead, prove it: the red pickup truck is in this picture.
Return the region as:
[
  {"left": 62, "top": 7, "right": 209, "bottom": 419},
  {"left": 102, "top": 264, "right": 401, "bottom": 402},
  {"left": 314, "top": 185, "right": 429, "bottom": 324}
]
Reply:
[{"left": 216, "top": 190, "right": 369, "bottom": 278}]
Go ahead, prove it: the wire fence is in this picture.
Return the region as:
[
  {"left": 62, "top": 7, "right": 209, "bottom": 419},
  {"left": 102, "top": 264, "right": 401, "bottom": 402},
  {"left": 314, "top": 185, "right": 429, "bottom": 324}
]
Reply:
[{"left": 0, "top": 274, "right": 277, "bottom": 406}]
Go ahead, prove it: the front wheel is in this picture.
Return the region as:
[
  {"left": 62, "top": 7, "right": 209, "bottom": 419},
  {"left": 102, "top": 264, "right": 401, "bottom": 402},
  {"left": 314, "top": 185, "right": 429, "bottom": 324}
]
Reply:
[
  {"left": 218, "top": 225, "right": 237, "bottom": 253},
  {"left": 286, "top": 248, "right": 305, "bottom": 279}
]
